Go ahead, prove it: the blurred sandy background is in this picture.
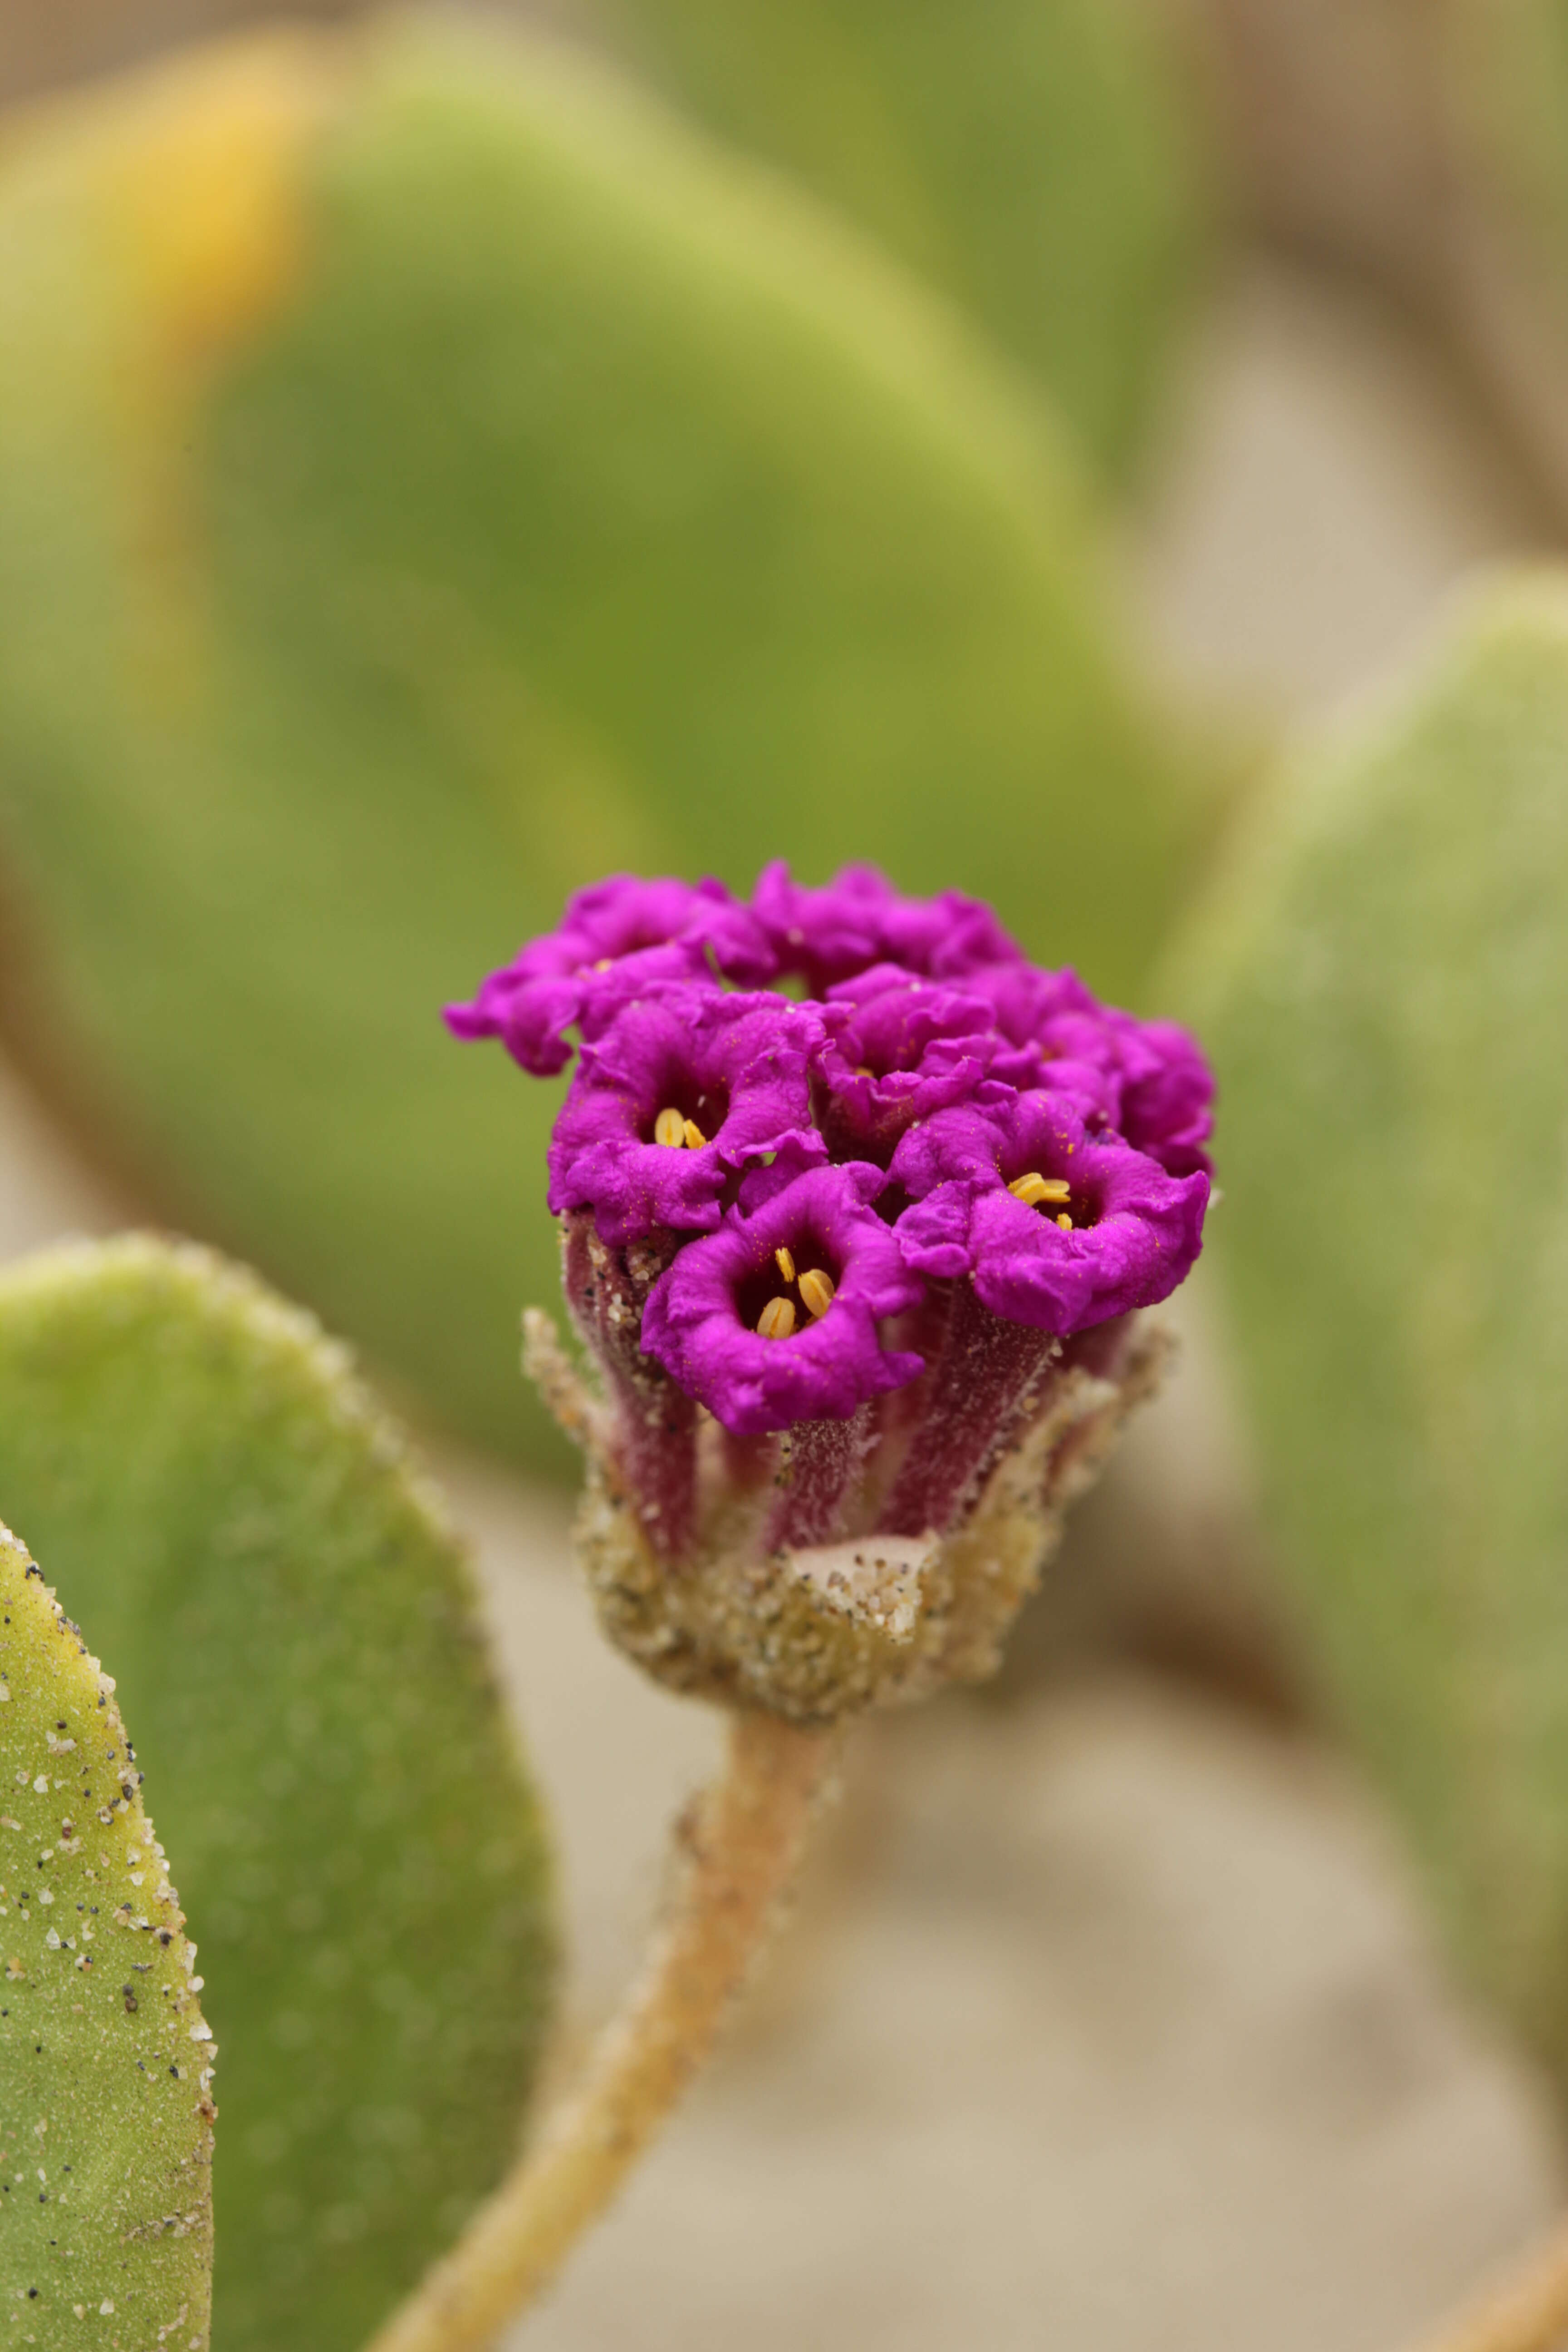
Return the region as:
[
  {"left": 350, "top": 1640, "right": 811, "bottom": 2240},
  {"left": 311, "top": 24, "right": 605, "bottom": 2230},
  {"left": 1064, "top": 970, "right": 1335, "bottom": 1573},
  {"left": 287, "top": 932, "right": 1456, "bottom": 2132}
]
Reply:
[{"left": 3, "top": 3, "right": 1567, "bottom": 2347}]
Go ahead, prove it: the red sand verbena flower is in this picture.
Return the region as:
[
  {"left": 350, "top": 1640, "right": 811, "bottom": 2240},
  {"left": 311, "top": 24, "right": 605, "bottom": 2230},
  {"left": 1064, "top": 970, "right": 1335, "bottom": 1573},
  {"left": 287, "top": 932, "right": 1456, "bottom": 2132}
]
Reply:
[{"left": 449, "top": 864, "right": 1214, "bottom": 1720}]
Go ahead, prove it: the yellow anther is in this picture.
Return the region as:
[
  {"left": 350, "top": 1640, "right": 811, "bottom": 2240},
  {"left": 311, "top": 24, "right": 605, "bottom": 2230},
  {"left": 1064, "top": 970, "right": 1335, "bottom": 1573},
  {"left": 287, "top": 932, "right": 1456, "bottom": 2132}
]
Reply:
[
  {"left": 853, "top": 1065, "right": 874, "bottom": 1079},
  {"left": 798, "top": 1269, "right": 836, "bottom": 1319},
  {"left": 653, "top": 1107, "right": 686, "bottom": 1148},
  {"left": 1056, "top": 1212, "right": 1073, "bottom": 1230},
  {"left": 757, "top": 1296, "right": 797, "bottom": 1341},
  {"left": 1008, "top": 1171, "right": 1071, "bottom": 1208},
  {"left": 682, "top": 1117, "right": 707, "bottom": 1151},
  {"left": 774, "top": 1245, "right": 797, "bottom": 1284}
]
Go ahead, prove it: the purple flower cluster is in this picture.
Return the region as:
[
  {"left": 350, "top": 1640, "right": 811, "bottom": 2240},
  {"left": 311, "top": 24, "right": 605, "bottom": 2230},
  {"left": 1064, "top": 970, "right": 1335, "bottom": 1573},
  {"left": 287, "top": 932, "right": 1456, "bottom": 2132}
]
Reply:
[{"left": 450, "top": 867, "right": 1213, "bottom": 1517}]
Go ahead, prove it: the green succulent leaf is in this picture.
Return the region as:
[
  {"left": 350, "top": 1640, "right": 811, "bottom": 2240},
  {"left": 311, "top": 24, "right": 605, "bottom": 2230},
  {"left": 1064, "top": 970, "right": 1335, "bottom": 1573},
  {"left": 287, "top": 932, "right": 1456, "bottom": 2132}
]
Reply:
[
  {"left": 607, "top": 0, "right": 1211, "bottom": 480},
  {"left": 1451, "top": 0, "right": 1568, "bottom": 270},
  {"left": 0, "top": 1523, "right": 213, "bottom": 2349},
  {"left": 0, "top": 13, "right": 1208, "bottom": 1470},
  {"left": 0, "top": 1238, "right": 555, "bottom": 2352},
  {"left": 1174, "top": 576, "right": 1568, "bottom": 2077}
]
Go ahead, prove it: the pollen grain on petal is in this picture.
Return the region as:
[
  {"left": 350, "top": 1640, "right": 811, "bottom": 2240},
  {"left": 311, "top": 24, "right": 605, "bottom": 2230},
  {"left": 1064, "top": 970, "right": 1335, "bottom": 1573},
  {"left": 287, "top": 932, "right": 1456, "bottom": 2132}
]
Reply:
[{"left": 757, "top": 1296, "right": 798, "bottom": 1341}]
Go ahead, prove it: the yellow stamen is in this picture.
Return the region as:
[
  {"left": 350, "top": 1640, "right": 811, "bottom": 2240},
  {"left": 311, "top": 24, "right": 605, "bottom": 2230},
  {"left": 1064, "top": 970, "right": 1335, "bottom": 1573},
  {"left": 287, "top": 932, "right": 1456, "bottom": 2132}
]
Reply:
[
  {"left": 853, "top": 1065, "right": 874, "bottom": 1079},
  {"left": 757, "top": 1296, "right": 797, "bottom": 1341},
  {"left": 1056, "top": 1212, "right": 1073, "bottom": 1230},
  {"left": 682, "top": 1118, "right": 707, "bottom": 1151},
  {"left": 798, "top": 1269, "right": 835, "bottom": 1319},
  {"left": 774, "top": 1245, "right": 796, "bottom": 1284},
  {"left": 1008, "top": 1171, "right": 1071, "bottom": 1208},
  {"left": 653, "top": 1107, "right": 686, "bottom": 1148}
]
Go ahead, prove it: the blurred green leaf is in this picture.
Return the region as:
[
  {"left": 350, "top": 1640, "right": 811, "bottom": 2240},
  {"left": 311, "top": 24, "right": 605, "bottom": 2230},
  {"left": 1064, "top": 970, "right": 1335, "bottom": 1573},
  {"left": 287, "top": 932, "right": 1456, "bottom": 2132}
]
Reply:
[
  {"left": 1452, "top": 0, "right": 1568, "bottom": 265},
  {"left": 609, "top": 0, "right": 1212, "bottom": 480},
  {"left": 1174, "top": 576, "right": 1568, "bottom": 2076},
  {"left": 0, "top": 1522, "right": 213, "bottom": 2347},
  {"left": 0, "top": 1237, "right": 555, "bottom": 2352},
  {"left": 0, "top": 14, "right": 1210, "bottom": 1470}
]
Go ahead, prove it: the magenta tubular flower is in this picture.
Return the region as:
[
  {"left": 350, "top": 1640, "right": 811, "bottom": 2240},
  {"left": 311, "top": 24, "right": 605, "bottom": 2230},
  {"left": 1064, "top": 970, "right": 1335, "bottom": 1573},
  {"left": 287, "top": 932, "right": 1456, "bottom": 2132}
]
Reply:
[
  {"left": 970, "top": 963, "right": 1215, "bottom": 1176},
  {"left": 870, "top": 1095, "right": 1205, "bottom": 1539},
  {"left": 445, "top": 875, "right": 775, "bottom": 1076},
  {"left": 456, "top": 862, "right": 1215, "bottom": 1720},
  {"left": 813, "top": 965, "right": 1007, "bottom": 1160},
  {"left": 891, "top": 1093, "right": 1209, "bottom": 1332},
  {"left": 1111, "top": 1016, "right": 1215, "bottom": 1178},
  {"left": 754, "top": 861, "right": 1024, "bottom": 993},
  {"left": 641, "top": 1162, "right": 925, "bottom": 1436},
  {"left": 548, "top": 987, "right": 824, "bottom": 1245}
]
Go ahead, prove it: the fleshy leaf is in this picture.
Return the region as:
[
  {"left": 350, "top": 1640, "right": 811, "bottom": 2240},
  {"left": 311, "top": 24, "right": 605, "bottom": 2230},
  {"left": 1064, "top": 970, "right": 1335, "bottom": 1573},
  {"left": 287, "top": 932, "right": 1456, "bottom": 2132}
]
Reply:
[
  {"left": 0, "top": 1238, "right": 555, "bottom": 2352},
  {"left": 1452, "top": 1, "right": 1568, "bottom": 277},
  {"left": 1173, "top": 576, "right": 1568, "bottom": 2077},
  {"left": 0, "top": 1523, "right": 213, "bottom": 2347},
  {"left": 0, "top": 14, "right": 1207, "bottom": 1470},
  {"left": 607, "top": 0, "right": 1211, "bottom": 479}
]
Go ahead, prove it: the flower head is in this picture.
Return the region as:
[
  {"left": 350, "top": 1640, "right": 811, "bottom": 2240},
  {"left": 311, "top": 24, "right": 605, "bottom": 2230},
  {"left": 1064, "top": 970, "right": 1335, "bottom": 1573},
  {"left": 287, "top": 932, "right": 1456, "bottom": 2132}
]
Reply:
[{"left": 457, "top": 863, "right": 1215, "bottom": 1720}]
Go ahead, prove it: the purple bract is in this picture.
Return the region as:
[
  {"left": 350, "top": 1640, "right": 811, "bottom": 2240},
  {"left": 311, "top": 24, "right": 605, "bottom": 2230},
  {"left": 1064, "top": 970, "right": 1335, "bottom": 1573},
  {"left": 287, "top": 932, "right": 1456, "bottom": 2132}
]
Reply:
[{"left": 452, "top": 864, "right": 1215, "bottom": 1455}]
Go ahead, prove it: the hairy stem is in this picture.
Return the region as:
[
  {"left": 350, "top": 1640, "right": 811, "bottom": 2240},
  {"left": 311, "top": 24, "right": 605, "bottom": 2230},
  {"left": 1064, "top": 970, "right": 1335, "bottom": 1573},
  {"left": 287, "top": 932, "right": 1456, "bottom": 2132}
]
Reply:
[
  {"left": 1407, "top": 2224, "right": 1568, "bottom": 2352},
  {"left": 364, "top": 1708, "right": 838, "bottom": 2352}
]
